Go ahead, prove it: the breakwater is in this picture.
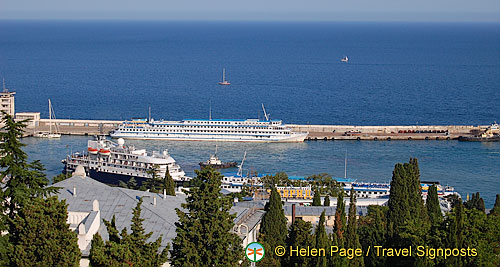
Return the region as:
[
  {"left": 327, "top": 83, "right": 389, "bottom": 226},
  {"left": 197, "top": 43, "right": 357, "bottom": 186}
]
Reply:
[{"left": 23, "top": 118, "right": 487, "bottom": 141}]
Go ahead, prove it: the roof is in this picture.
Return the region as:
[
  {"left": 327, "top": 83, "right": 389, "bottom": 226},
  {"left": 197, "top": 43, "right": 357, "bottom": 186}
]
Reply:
[
  {"left": 283, "top": 205, "right": 369, "bottom": 217},
  {"left": 52, "top": 174, "right": 260, "bottom": 255}
]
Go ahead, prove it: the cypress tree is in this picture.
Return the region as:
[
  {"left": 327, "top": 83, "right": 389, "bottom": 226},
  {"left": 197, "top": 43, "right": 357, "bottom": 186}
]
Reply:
[
  {"left": 324, "top": 195, "right": 330, "bottom": 206},
  {"left": 312, "top": 187, "right": 321, "bottom": 206},
  {"left": 426, "top": 185, "right": 442, "bottom": 225},
  {"left": 334, "top": 190, "right": 346, "bottom": 242},
  {"left": 387, "top": 163, "right": 411, "bottom": 235},
  {"left": 258, "top": 186, "right": 288, "bottom": 266},
  {"left": 490, "top": 194, "right": 500, "bottom": 215},
  {"left": 171, "top": 168, "right": 243, "bottom": 266},
  {"left": 162, "top": 166, "right": 176, "bottom": 196},
  {"left": 8, "top": 196, "right": 81, "bottom": 266},
  {"left": 358, "top": 206, "right": 388, "bottom": 267},
  {"left": 446, "top": 201, "right": 465, "bottom": 267},
  {"left": 286, "top": 219, "right": 313, "bottom": 266},
  {"left": 313, "top": 211, "right": 329, "bottom": 267},
  {"left": 346, "top": 188, "right": 364, "bottom": 267},
  {"left": 89, "top": 198, "right": 169, "bottom": 266}
]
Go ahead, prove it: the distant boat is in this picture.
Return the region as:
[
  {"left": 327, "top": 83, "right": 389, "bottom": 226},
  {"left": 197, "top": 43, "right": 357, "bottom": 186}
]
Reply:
[
  {"left": 218, "top": 68, "right": 231, "bottom": 85},
  {"left": 35, "top": 99, "right": 61, "bottom": 138},
  {"left": 341, "top": 56, "right": 349, "bottom": 62}
]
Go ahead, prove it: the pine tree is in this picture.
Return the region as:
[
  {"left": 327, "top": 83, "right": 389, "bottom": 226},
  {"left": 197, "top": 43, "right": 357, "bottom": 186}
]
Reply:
[
  {"left": 258, "top": 186, "right": 288, "bottom": 266},
  {"left": 286, "top": 219, "right": 313, "bottom": 266},
  {"left": 346, "top": 188, "right": 363, "bottom": 267},
  {"left": 127, "top": 177, "right": 137, "bottom": 189},
  {"left": 89, "top": 198, "right": 169, "bottom": 266},
  {"left": 7, "top": 196, "right": 81, "bottom": 266},
  {"left": 387, "top": 163, "right": 411, "bottom": 236},
  {"left": 0, "top": 113, "right": 57, "bottom": 221},
  {"left": 446, "top": 201, "right": 465, "bottom": 267},
  {"left": 162, "top": 166, "right": 175, "bottom": 196},
  {"left": 313, "top": 211, "right": 329, "bottom": 267},
  {"left": 312, "top": 187, "right": 321, "bottom": 206},
  {"left": 426, "top": 185, "right": 442, "bottom": 225},
  {"left": 170, "top": 168, "right": 243, "bottom": 266},
  {"left": 144, "top": 164, "right": 162, "bottom": 192}
]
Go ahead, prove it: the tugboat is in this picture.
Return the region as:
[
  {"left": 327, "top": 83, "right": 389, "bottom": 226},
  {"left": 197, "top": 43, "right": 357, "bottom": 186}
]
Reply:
[
  {"left": 199, "top": 145, "right": 237, "bottom": 169},
  {"left": 458, "top": 122, "right": 500, "bottom": 142}
]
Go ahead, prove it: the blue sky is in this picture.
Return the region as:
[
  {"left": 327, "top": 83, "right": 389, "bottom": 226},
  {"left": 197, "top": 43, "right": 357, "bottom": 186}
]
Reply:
[{"left": 1, "top": 0, "right": 499, "bottom": 21}]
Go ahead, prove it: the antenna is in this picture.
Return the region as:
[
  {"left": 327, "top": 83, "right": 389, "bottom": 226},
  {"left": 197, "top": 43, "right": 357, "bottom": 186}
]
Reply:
[{"left": 262, "top": 104, "right": 269, "bottom": 121}]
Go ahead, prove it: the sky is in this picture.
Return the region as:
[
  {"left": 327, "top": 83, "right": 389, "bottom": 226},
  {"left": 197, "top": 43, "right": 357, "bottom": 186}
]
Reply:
[{"left": 1, "top": 0, "right": 499, "bottom": 22}]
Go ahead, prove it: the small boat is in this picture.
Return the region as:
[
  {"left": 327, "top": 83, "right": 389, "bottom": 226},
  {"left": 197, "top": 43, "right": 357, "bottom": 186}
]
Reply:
[
  {"left": 458, "top": 122, "right": 500, "bottom": 142},
  {"left": 199, "top": 145, "right": 237, "bottom": 169},
  {"left": 34, "top": 99, "right": 61, "bottom": 138},
  {"left": 341, "top": 56, "right": 349, "bottom": 62},
  {"left": 218, "top": 68, "right": 231, "bottom": 85},
  {"left": 88, "top": 147, "right": 99, "bottom": 154},
  {"left": 99, "top": 148, "right": 111, "bottom": 156}
]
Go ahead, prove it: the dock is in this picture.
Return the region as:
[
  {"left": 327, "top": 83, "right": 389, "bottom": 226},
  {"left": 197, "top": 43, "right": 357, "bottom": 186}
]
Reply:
[{"left": 18, "top": 117, "right": 488, "bottom": 141}]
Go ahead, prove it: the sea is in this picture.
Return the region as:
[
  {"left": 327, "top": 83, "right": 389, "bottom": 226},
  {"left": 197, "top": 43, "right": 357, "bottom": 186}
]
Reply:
[{"left": 1, "top": 21, "right": 499, "bottom": 206}]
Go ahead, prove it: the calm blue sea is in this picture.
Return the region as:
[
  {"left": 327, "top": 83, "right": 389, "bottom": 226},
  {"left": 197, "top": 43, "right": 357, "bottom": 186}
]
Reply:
[{"left": 0, "top": 21, "right": 499, "bottom": 206}]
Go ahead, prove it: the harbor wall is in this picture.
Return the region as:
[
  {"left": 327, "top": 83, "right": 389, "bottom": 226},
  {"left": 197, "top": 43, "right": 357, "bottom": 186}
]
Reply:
[{"left": 19, "top": 117, "right": 485, "bottom": 140}]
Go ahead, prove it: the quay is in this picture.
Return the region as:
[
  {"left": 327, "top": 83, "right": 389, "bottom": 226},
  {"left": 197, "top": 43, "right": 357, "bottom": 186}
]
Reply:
[{"left": 16, "top": 115, "right": 488, "bottom": 141}]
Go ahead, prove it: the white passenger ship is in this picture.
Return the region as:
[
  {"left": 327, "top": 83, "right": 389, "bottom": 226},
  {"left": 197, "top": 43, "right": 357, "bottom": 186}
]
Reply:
[
  {"left": 63, "top": 137, "right": 190, "bottom": 186},
  {"left": 109, "top": 106, "right": 308, "bottom": 142}
]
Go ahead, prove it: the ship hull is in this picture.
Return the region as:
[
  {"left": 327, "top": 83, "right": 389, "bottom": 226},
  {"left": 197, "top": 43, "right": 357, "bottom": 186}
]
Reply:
[
  {"left": 110, "top": 132, "right": 308, "bottom": 142},
  {"left": 458, "top": 136, "right": 500, "bottom": 142}
]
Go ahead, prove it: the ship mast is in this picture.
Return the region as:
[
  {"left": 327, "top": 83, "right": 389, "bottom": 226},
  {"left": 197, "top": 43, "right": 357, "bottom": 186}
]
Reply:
[
  {"left": 49, "top": 99, "right": 52, "bottom": 134},
  {"left": 222, "top": 68, "right": 225, "bottom": 82}
]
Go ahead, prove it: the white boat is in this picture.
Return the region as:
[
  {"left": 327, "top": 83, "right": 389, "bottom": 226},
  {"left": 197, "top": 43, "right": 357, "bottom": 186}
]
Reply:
[
  {"left": 218, "top": 68, "right": 231, "bottom": 85},
  {"left": 35, "top": 99, "right": 61, "bottom": 138},
  {"left": 221, "top": 152, "right": 264, "bottom": 193},
  {"left": 110, "top": 105, "right": 308, "bottom": 142},
  {"left": 341, "top": 56, "right": 349, "bottom": 62},
  {"left": 62, "top": 137, "right": 190, "bottom": 185}
]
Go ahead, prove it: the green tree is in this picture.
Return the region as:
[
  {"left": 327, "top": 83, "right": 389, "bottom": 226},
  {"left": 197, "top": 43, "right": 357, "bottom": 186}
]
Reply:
[
  {"left": 0, "top": 113, "right": 57, "bottom": 221},
  {"left": 332, "top": 190, "right": 347, "bottom": 267},
  {"left": 258, "top": 186, "right": 288, "bottom": 266},
  {"left": 312, "top": 187, "right": 321, "bottom": 206},
  {"left": 286, "top": 219, "right": 313, "bottom": 266},
  {"left": 358, "top": 206, "right": 388, "bottom": 267},
  {"left": 426, "top": 185, "right": 442, "bottom": 225},
  {"left": 490, "top": 194, "right": 500, "bottom": 215},
  {"left": 170, "top": 168, "right": 243, "bottom": 266},
  {"left": 323, "top": 195, "right": 330, "bottom": 206},
  {"left": 261, "top": 172, "right": 290, "bottom": 189},
  {"left": 144, "top": 164, "right": 162, "bottom": 192},
  {"left": 89, "top": 198, "right": 168, "bottom": 266},
  {"left": 7, "top": 196, "right": 81, "bottom": 266},
  {"left": 313, "top": 211, "right": 329, "bottom": 267},
  {"left": 346, "top": 188, "right": 364, "bottom": 267},
  {"left": 162, "top": 166, "right": 175, "bottom": 196},
  {"left": 465, "top": 192, "right": 485, "bottom": 212}
]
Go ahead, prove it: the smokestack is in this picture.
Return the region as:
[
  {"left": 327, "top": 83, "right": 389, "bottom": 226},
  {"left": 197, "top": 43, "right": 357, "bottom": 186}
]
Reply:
[{"left": 292, "top": 204, "right": 296, "bottom": 223}]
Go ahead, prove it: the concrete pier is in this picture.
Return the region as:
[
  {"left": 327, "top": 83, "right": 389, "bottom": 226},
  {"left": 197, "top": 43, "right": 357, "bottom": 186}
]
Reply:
[
  {"left": 287, "top": 124, "right": 482, "bottom": 141},
  {"left": 18, "top": 117, "right": 487, "bottom": 141}
]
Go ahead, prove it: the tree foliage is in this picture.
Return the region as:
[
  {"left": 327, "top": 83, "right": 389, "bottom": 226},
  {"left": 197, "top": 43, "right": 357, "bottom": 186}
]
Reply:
[
  {"left": 313, "top": 211, "right": 329, "bottom": 267},
  {"left": 312, "top": 187, "right": 322, "bottom": 206},
  {"left": 162, "top": 166, "right": 176, "bottom": 196},
  {"left": 258, "top": 186, "right": 288, "bottom": 266},
  {"left": 89, "top": 198, "right": 168, "bottom": 266},
  {"left": 286, "top": 218, "right": 313, "bottom": 266},
  {"left": 426, "top": 185, "right": 442, "bottom": 225},
  {"left": 170, "top": 167, "right": 243, "bottom": 266},
  {"left": 7, "top": 196, "right": 81, "bottom": 266}
]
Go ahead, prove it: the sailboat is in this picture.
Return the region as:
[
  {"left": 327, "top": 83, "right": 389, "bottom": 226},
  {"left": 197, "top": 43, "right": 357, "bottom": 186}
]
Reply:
[
  {"left": 341, "top": 56, "right": 349, "bottom": 62},
  {"left": 218, "top": 68, "right": 231, "bottom": 85},
  {"left": 35, "top": 99, "right": 61, "bottom": 138}
]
